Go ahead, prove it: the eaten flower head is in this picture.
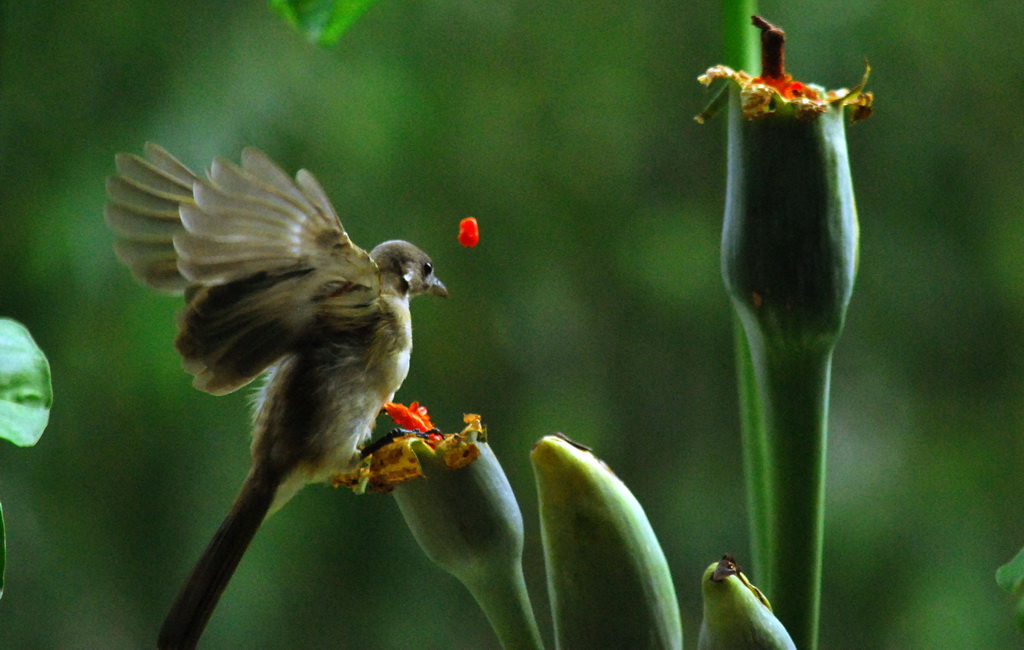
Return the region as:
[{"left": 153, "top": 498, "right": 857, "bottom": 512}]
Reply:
[
  {"left": 334, "top": 410, "right": 485, "bottom": 493},
  {"left": 696, "top": 15, "right": 873, "bottom": 123}
]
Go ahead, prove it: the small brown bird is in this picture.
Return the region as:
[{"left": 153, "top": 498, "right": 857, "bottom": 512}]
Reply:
[{"left": 105, "top": 144, "right": 447, "bottom": 649}]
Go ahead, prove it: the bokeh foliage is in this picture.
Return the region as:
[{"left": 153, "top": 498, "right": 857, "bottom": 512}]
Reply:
[{"left": 1, "top": 1, "right": 1023, "bottom": 647}]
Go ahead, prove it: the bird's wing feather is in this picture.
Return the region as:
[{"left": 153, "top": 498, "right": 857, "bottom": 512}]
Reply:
[
  {"left": 106, "top": 144, "right": 382, "bottom": 395},
  {"left": 105, "top": 144, "right": 198, "bottom": 292}
]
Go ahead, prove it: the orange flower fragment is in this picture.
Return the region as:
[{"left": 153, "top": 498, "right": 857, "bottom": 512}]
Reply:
[
  {"left": 458, "top": 217, "right": 479, "bottom": 247},
  {"left": 383, "top": 401, "right": 435, "bottom": 432}
]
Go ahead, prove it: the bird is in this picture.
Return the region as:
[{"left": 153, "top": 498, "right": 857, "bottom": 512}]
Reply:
[{"left": 104, "top": 143, "right": 448, "bottom": 649}]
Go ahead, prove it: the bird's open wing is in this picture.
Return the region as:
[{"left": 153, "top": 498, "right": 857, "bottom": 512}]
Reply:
[
  {"left": 105, "top": 143, "right": 198, "bottom": 292},
  {"left": 106, "top": 144, "right": 381, "bottom": 395}
]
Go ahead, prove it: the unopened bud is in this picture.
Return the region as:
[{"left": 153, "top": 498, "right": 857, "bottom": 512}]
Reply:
[
  {"left": 698, "top": 555, "right": 795, "bottom": 650},
  {"left": 532, "top": 434, "right": 682, "bottom": 650}
]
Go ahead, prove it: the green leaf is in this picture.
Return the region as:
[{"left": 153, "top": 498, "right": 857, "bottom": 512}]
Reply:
[
  {"left": 0, "top": 319, "right": 52, "bottom": 447},
  {"left": 269, "top": 0, "right": 380, "bottom": 46},
  {"left": 997, "top": 546, "right": 1024, "bottom": 632}
]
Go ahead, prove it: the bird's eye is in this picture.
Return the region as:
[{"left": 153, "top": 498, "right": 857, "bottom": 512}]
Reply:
[{"left": 422, "top": 262, "right": 433, "bottom": 276}]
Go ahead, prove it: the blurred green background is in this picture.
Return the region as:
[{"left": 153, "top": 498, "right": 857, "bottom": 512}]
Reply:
[{"left": 2, "top": 1, "right": 1023, "bottom": 647}]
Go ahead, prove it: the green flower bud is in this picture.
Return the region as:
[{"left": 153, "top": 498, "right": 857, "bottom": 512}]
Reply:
[
  {"left": 697, "top": 39, "right": 869, "bottom": 352},
  {"left": 723, "top": 95, "right": 860, "bottom": 351},
  {"left": 698, "top": 556, "right": 795, "bottom": 650},
  {"left": 531, "top": 435, "right": 681, "bottom": 650},
  {"left": 393, "top": 420, "right": 544, "bottom": 650}
]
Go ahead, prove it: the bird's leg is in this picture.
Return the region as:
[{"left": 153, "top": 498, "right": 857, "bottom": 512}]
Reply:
[{"left": 361, "top": 427, "right": 441, "bottom": 457}]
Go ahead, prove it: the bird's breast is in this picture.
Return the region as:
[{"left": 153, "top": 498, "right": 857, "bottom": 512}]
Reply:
[{"left": 251, "top": 295, "right": 415, "bottom": 483}]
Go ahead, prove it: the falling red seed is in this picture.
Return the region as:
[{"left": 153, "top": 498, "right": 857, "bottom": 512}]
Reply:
[{"left": 459, "top": 217, "right": 480, "bottom": 247}]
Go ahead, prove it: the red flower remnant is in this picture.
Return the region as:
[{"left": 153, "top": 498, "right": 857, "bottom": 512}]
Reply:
[
  {"left": 750, "top": 15, "right": 819, "bottom": 101},
  {"left": 750, "top": 76, "right": 818, "bottom": 101},
  {"left": 384, "top": 401, "right": 434, "bottom": 432},
  {"left": 458, "top": 217, "right": 479, "bottom": 247}
]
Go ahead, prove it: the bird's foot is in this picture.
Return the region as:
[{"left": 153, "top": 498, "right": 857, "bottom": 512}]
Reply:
[{"left": 361, "top": 427, "right": 441, "bottom": 458}]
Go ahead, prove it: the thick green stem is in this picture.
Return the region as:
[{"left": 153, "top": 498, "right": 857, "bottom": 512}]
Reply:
[
  {"left": 713, "top": 10, "right": 863, "bottom": 650},
  {"left": 698, "top": 555, "right": 797, "bottom": 649},
  {"left": 721, "top": 88, "right": 858, "bottom": 649},
  {"left": 742, "top": 336, "right": 831, "bottom": 650},
  {"left": 462, "top": 562, "right": 545, "bottom": 650}
]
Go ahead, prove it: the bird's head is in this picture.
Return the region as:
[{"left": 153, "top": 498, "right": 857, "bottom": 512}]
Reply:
[{"left": 371, "top": 240, "right": 448, "bottom": 300}]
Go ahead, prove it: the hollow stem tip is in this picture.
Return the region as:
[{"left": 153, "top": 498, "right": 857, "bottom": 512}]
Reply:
[{"left": 695, "top": 17, "right": 872, "bottom": 123}]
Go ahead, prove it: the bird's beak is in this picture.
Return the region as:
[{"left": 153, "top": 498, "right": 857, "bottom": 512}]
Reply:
[{"left": 427, "top": 278, "right": 449, "bottom": 298}]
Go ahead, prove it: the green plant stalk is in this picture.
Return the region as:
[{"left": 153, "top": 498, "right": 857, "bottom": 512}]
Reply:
[
  {"left": 721, "top": 86, "right": 858, "bottom": 649},
  {"left": 720, "top": 0, "right": 772, "bottom": 586},
  {"left": 270, "top": 0, "right": 380, "bottom": 45},
  {"left": 734, "top": 319, "right": 771, "bottom": 579},
  {"left": 740, "top": 337, "right": 831, "bottom": 648},
  {"left": 722, "top": 0, "right": 760, "bottom": 73},
  {"left": 0, "top": 318, "right": 53, "bottom": 447}
]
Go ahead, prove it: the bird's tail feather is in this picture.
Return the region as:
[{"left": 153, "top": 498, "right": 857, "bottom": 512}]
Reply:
[{"left": 157, "top": 470, "right": 278, "bottom": 650}]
